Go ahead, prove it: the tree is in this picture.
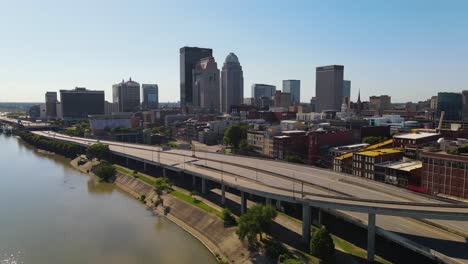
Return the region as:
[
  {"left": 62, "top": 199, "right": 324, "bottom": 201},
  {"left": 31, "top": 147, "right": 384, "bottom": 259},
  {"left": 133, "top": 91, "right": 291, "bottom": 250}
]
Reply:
[
  {"left": 310, "top": 226, "right": 335, "bottom": 262},
  {"left": 286, "top": 154, "right": 304, "bottom": 164},
  {"left": 86, "top": 143, "right": 110, "bottom": 161},
  {"left": 222, "top": 208, "right": 237, "bottom": 227},
  {"left": 236, "top": 204, "right": 277, "bottom": 246},
  {"left": 93, "top": 161, "right": 116, "bottom": 182},
  {"left": 153, "top": 177, "right": 173, "bottom": 204},
  {"left": 362, "top": 136, "right": 386, "bottom": 145},
  {"left": 224, "top": 123, "right": 250, "bottom": 149}
]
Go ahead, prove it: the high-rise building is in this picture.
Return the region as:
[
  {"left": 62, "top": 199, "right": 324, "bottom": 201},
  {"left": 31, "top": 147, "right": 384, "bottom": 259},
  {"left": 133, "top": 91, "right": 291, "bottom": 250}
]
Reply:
[
  {"left": 274, "top": 90, "right": 291, "bottom": 108},
  {"left": 437, "top": 92, "right": 462, "bottom": 121},
  {"left": 45, "top": 92, "right": 58, "bottom": 119},
  {"left": 112, "top": 78, "right": 140, "bottom": 112},
  {"left": 343, "top": 80, "right": 351, "bottom": 100},
  {"left": 192, "top": 56, "right": 220, "bottom": 113},
  {"left": 220, "top": 53, "right": 243, "bottom": 113},
  {"left": 251, "top": 84, "right": 276, "bottom": 106},
  {"left": 282, "top": 80, "right": 300, "bottom": 105},
  {"left": 60, "top": 87, "right": 104, "bottom": 120},
  {"left": 462, "top": 91, "right": 468, "bottom": 121},
  {"left": 369, "top": 95, "right": 391, "bottom": 115},
  {"left": 315, "top": 65, "right": 344, "bottom": 112},
  {"left": 180, "top": 46, "right": 213, "bottom": 108},
  {"left": 142, "top": 84, "right": 159, "bottom": 110}
]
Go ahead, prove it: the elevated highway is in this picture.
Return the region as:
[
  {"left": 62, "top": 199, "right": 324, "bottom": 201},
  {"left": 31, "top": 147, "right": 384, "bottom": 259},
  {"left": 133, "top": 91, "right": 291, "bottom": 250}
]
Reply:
[{"left": 33, "top": 131, "right": 468, "bottom": 263}]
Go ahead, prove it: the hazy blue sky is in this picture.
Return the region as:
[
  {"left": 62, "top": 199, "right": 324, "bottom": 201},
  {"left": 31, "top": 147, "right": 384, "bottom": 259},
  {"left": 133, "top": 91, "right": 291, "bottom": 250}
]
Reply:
[{"left": 1, "top": 0, "right": 467, "bottom": 103}]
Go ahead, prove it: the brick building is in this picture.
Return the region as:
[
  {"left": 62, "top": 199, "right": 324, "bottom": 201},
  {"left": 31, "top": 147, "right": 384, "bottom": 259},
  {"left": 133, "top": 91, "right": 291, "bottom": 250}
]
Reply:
[
  {"left": 393, "top": 132, "right": 440, "bottom": 148},
  {"left": 352, "top": 149, "right": 403, "bottom": 180},
  {"left": 307, "top": 130, "right": 354, "bottom": 166},
  {"left": 421, "top": 152, "right": 468, "bottom": 199},
  {"left": 273, "top": 131, "right": 307, "bottom": 160}
]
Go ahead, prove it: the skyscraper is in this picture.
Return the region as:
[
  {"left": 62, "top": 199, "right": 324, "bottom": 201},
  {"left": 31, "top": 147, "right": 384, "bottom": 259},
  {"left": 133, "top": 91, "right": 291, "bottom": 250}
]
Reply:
[
  {"left": 180, "top": 46, "right": 213, "bottom": 108},
  {"left": 282, "top": 80, "right": 300, "bottom": 105},
  {"left": 343, "top": 80, "right": 351, "bottom": 99},
  {"left": 315, "top": 65, "right": 344, "bottom": 112},
  {"left": 60, "top": 87, "right": 104, "bottom": 120},
  {"left": 192, "top": 56, "right": 220, "bottom": 113},
  {"left": 437, "top": 92, "right": 462, "bottom": 121},
  {"left": 45, "top": 91, "right": 57, "bottom": 119},
  {"left": 220, "top": 53, "right": 244, "bottom": 113},
  {"left": 142, "top": 84, "right": 159, "bottom": 109},
  {"left": 251, "top": 84, "right": 276, "bottom": 107},
  {"left": 112, "top": 78, "right": 140, "bottom": 112}
]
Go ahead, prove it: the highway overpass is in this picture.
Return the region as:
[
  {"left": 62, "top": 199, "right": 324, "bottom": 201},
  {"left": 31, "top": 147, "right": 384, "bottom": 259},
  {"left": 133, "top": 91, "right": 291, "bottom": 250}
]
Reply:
[{"left": 33, "top": 131, "right": 468, "bottom": 263}]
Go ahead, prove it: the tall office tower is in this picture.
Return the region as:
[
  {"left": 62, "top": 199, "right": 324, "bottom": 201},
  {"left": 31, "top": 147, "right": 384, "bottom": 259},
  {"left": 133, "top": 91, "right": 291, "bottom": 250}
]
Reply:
[
  {"left": 315, "top": 65, "right": 344, "bottom": 112},
  {"left": 180, "top": 47, "right": 213, "bottom": 108},
  {"left": 462, "top": 91, "right": 468, "bottom": 121},
  {"left": 369, "top": 95, "right": 391, "bottom": 115},
  {"left": 45, "top": 91, "right": 58, "bottom": 119},
  {"left": 437, "top": 92, "right": 463, "bottom": 121},
  {"left": 343, "top": 80, "right": 351, "bottom": 100},
  {"left": 142, "top": 84, "right": 159, "bottom": 109},
  {"left": 251, "top": 84, "right": 276, "bottom": 106},
  {"left": 274, "top": 91, "right": 291, "bottom": 108},
  {"left": 192, "top": 56, "right": 220, "bottom": 113},
  {"left": 282, "top": 80, "right": 300, "bottom": 105},
  {"left": 112, "top": 78, "right": 141, "bottom": 112},
  {"left": 60, "top": 87, "right": 104, "bottom": 120},
  {"left": 220, "top": 53, "right": 244, "bottom": 113}
]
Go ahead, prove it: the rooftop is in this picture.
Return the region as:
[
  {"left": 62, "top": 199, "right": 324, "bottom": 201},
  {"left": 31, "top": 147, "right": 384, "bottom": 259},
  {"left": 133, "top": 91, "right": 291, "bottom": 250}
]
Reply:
[
  {"left": 357, "top": 148, "right": 402, "bottom": 157},
  {"left": 376, "top": 160, "right": 422, "bottom": 172},
  {"left": 393, "top": 132, "right": 440, "bottom": 140}
]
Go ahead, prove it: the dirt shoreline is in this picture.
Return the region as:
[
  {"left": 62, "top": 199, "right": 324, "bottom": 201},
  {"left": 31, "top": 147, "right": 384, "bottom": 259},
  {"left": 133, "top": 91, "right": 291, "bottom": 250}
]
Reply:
[{"left": 69, "top": 157, "right": 252, "bottom": 264}]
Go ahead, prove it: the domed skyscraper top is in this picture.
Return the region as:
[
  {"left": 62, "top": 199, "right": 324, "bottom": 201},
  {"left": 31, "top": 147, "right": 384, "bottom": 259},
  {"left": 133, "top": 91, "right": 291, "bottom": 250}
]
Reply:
[{"left": 225, "top": 53, "right": 239, "bottom": 64}]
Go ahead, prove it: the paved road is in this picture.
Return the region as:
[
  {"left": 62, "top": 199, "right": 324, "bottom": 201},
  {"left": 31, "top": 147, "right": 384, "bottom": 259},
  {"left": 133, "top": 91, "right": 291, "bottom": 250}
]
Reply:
[{"left": 34, "top": 131, "right": 468, "bottom": 263}]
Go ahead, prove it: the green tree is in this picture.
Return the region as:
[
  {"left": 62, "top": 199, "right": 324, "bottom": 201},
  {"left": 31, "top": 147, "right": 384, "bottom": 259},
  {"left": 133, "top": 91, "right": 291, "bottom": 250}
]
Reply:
[
  {"left": 310, "top": 226, "right": 335, "bottom": 262},
  {"left": 86, "top": 143, "right": 110, "bottom": 161},
  {"left": 236, "top": 204, "right": 277, "bottom": 246},
  {"left": 222, "top": 208, "right": 237, "bottom": 227},
  {"left": 286, "top": 154, "right": 304, "bottom": 164},
  {"left": 362, "top": 136, "right": 386, "bottom": 145},
  {"left": 153, "top": 177, "right": 172, "bottom": 200},
  {"left": 93, "top": 161, "right": 116, "bottom": 181},
  {"left": 224, "top": 123, "right": 250, "bottom": 149}
]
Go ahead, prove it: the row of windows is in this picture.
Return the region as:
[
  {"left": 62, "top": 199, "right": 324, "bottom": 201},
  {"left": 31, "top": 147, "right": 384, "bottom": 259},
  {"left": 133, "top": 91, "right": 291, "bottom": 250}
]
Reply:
[{"left": 423, "top": 158, "right": 468, "bottom": 169}]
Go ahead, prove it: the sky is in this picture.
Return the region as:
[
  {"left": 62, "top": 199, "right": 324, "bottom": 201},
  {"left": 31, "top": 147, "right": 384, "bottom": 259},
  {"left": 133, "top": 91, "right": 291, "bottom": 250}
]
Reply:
[{"left": 0, "top": 0, "right": 467, "bottom": 103}]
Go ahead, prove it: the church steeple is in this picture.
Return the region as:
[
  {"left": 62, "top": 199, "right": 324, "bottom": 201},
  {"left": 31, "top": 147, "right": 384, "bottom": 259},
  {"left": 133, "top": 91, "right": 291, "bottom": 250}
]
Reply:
[{"left": 357, "top": 89, "right": 362, "bottom": 115}]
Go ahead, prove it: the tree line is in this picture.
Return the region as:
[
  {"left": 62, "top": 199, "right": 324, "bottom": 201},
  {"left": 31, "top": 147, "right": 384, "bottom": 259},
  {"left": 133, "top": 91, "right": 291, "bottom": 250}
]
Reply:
[{"left": 15, "top": 130, "right": 83, "bottom": 158}]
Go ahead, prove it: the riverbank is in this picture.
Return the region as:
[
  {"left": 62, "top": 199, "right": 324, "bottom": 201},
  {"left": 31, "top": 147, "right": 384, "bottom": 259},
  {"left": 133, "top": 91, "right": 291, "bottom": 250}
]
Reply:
[{"left": 70, "top": 157, "right": 253, "bottom": 264}]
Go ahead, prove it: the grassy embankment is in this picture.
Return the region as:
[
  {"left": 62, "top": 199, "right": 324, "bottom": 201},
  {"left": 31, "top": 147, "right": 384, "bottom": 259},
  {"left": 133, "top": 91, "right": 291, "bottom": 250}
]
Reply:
[{"left": 113, "top": 164, "right": 223, "bottom": 218}]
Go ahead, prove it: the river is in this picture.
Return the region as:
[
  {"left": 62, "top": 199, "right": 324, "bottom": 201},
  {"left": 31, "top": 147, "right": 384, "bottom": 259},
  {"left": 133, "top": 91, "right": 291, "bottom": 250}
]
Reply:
[{"left": 0, "top": 134, "right": 216, "bottom": 264}]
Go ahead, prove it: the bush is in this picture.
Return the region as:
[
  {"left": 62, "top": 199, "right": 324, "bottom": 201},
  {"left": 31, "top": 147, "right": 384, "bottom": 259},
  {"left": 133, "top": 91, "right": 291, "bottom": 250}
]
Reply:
[
  {"left": 281, "top": 258, "right": 303, "bottom": 264},
  {"left": 310, "top": 226, "right": 335, "bottom": 262},
  {"left": 222, "top": 208, "right": 237, "bottom": 227},
  {"left": 94, "top": 161, "right": 116, "bottom": 181},
  {"left": 264, "top": 239, "right": 290, "bottom": 260},
  {"left": 139, "top": 194, "right": 146, "bottom": 202}
]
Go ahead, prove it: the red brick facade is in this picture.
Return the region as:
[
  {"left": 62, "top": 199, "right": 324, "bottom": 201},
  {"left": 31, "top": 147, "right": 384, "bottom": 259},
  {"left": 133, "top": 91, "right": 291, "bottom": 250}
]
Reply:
[{"left": 421, "top": 152, "right": 468, "bottom": 199}]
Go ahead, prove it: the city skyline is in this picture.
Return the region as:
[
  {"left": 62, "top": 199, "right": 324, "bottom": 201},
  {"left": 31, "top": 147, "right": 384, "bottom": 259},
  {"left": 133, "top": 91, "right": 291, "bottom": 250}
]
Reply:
[{"left": 1, "top": 0, "right": 467, "bottom": 103}]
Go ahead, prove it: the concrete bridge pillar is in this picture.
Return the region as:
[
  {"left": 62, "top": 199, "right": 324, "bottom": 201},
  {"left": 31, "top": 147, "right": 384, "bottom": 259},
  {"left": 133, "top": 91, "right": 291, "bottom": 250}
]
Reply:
[
  {"left": 221, "top": 184, "right": 226, "bottom": 205},
  {"left": 126, "top": 157, "right": 129, "bottom": 167},
  {"left": 266, "top": 197, "right": 272, "bottom": 206},
  {"left": 241, "top": 191, "right": 247, "bottom": 214},
  {"left": 201, "top": 178, "right": 207, "bottom": 194},
  {"left": 143, "top": 162, "right": 147, "bottom": 172},
  {"left": 192, "top": 175, "right": 196, "bottom": 187},
  {"left": 163, "top": 168, "right": 167, "bottom": 177},
  {"left": 302, "top": 204, "right": 311, "bottom": 243},
  {"left": 367, "top": 213, "right": 376, "bottom": 263},
  {"left": 318, "top": 208, "right": 323, "bottom": 227},
  {"left": 275, "top": 200, "right": 282, "bottom": 211}
]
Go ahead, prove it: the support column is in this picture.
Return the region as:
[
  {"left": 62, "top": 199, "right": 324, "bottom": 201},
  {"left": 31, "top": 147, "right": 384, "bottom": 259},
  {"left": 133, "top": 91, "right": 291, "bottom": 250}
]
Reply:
[
  {"left": 241, "top": 191, "right": 247, "bottom": 214},
  {"left": 163, "top": 168, "right": 167, "bottom": 177},
  {"left": 126, "top": 157, "right": 129, "bottom": 167},
  {"left": 192, "top": 175, "right": 196, "bottom": 187},
  {"left": 318, "top": 208, "right": 323, "bottom": 227},
  {"left": 367, "top": 213, "right": 376, "bottom": 263},
  {"left": 275, "top": 200, "right": 282, "bottom": 211},
  {"left": 201, "top": 178, "right": 207, "bottom": 194},
  {"left": 302, "top": 204, "right": 311, "bottom": 243},
  {"left": 266, "top": 197, "right": 272, "bottom": 206},
  {"left": 143, "top": 162, "right": 147, "bottom": 172},
  {"left": 221, "top": 184, "right": 226, "bottom": 205}
]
